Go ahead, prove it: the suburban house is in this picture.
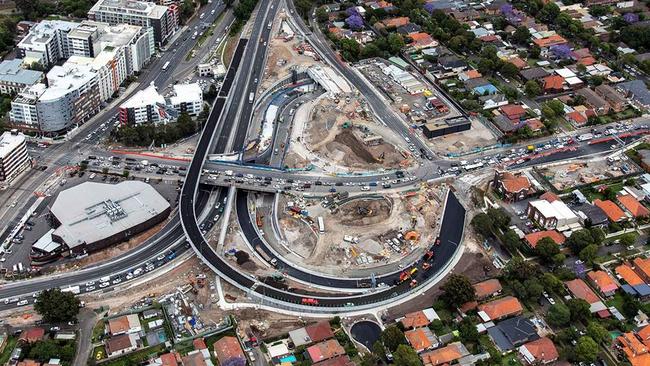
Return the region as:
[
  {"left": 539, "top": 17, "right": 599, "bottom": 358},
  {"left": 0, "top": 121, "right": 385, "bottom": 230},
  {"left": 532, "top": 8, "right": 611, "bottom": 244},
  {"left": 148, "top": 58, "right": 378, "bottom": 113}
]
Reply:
[
  {"left": 405, "top": 327, "right": 440, "bottom": 353},
  {"left": 617, "top": 194, "right": 650, "bottom": 219},
  {"left": 526, "top": 194, "right": 580, "bottom": 230},
  {"left": 493, "top": 171, "right": 532, "bottom": 202},
  {"left": 576, "top": 87, "right": 610, "bottom": 115},
  {"left": 518, "top": 337, "right": 559, "bottom": 364},
  {"left": 419, "top": 342, "right": 470, "bottom": 366},
  {"left": 523, "top": 230, "right": 565, "bottom": 249},
  {"left": 565, "top": 279, "right": 609, "bottom": 316},
  {"left": 212, "top": 336, "right": 245, "bottom": 366},
  {"left": 306, "top": 339, "right": 346, "bottom": 363},
  {"left": 399, "top": 308, "right": 440, "bottom": 329},
  {"left": 477, "top": 296, "right": 524, "bottom": 322},
  {"left": 473, "top": 279, "right": 503, "bottom": 300},
  {"left": 107, "top": 314, "right": 142, "bottom": 336},
  {"left": 595, "top": 84, "right": 628, "bottom": 112},
  {"left": 487, "top": 316, "right": 539, "bottom": 352},
  {"left": 106, "top": 334, "right": 139, "bottom": 358},
  {"left": 594, "top": 199, "right": 628, "bottom": 222},
  {"left": 587, "top": 270, "right": 619, "bottom": 297}
]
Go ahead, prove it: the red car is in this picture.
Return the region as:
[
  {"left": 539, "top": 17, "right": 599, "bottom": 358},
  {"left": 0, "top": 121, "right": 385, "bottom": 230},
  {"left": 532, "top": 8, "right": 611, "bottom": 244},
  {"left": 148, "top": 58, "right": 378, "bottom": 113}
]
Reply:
[{"left": 301, "top": 298, "right": 319, "bottom": 306}]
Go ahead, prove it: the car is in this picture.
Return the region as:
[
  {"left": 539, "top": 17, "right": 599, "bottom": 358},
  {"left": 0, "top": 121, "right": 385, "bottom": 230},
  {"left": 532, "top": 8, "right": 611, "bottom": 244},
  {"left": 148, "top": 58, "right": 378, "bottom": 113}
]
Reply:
[
  {"left": 99, "top": 282, "right": 110, "bottom": 288},
  {"left": 17, "top": 300, "right": 28, "bottom": 306},
  {"left": 50, "top": 326, "right": 60, "bottom": 331},
  {"left": 112, "top": 278, "right": 122, "bottom": 284},
  {"left": 627, "top": 245, "right": 635, "bottom": 251},
  {"left": 86, "top": 286, "right": 95, "bottom": 291},
  {"left": 361, "top": 186, "right": 370, "bottom": 191}
]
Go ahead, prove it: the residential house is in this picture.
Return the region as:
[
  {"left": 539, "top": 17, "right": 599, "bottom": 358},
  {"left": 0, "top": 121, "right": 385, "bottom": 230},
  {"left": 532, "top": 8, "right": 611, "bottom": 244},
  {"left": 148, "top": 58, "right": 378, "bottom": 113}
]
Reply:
[
  {"left": 616, "top": 332, "right": 650, "bottom": 366},
  {"left": 408, "top": 33, "right": 438, "bottom": 50},
  {"left": 595, "top": 84, "right": 628, "bottom": 112},
  {"left": 420, "top": 342, "right": 470, "bottom": 366},
  {"left": 313, "top": 356, "right": 355, "bottom": 366},
  {"left": 532, "top": 34, "right": 568, "bottom": 52},
  {"left": 523, "top": 230, "right": 565, "bottom": 249},
  {"left": 519, "top": 67, "right": 550, "bottom": 82},
  {"left": 477, "top": 296, "right": 524, "bottom": 322},
  {"left": 381, "top": 17, "right": 409, "bottom": 28},
  {"left": 458, "top": 69, "right": 481, "bottom": 82},
  {"left": 17, "top": 360, "right": 40, "bottom": 366},
  {"left": 566, "top": 110, "right": 588, "bottom": 126},
  {"left": 617, "top": 80, "right": 650, "bottom": 109},
  {"left": 594, "top": 199, "right": 628, "bottom": 222},
  {"left": 587, "top": 270, "right": 619, "bottom": 297},
  {"left": 527, "top": 194, "right": 580, "bottom": 230},
  {"left": 487, "top": 316, "right": 539, "bottom": 352},
  {"left": 577, "top": 87, "right": 610, "bottom": 115},
  {"left": 106, "top": 334, "right": 138, "bottom": 358},
  {"left": 507, "top": 57, "right": 527, "bottom": 70},
  {"left": 616, "top": 264, "right": 650, "bottom": 299},
  {"left": 400, "top": 308, "right": 440, "bottom": 329},
  {"left": 565, "top": 278, "right": 609, "bottom": 316},
  {"left": 474, "top": 279, "right": 503, "bottom": 300},
  {"left": 618, "top": 194, "right": 650, "bottom": 219},
  {"left": 479, "top": 94, "right": 508, "bottom": 110},
  {"left": 150, "top": 352, "right": 181, "bottom": 366},
  {"left": 405, "top": 327, "right": 439, "bottom": 353},
  {"left": 633, "top": 258, "right": 650, "bottom": 284},
  {"left": 306, "top": 339, "right": 346, "bottom": 363},
  {"left": 213, "top": 336, "right": 245, "bottom": 366},
  {"left": 108, "top": 314, "right": 142, "bottom": 336},
  {"left": 436, "top": 55, "right": 467, "bottom": 76},
  {"left": 573, "top": 202, "right": 609, "bottom": 226},
  {"left": 182, "top": 350, "right": 213, "bottom": 366},
  {"left": 492, "top": 171, "right": 532, "bottom": 202},
  {"left": 518, "top": 337, "right": 559, "bottom": 364},
  {"left": 397, "top": 23, "right": 421, "bottom": 35},
  {"left": 305, "top": 321, "right": 335, "bottom": 343},
  {"left": 500, "top": 104, "right": 526, "bottom": 122},
  {"left": 19, "top": 328, "right": 45, "bottom": 344},
  {"left": 542, "top": 75, "right": 564, "bottom": 94}
]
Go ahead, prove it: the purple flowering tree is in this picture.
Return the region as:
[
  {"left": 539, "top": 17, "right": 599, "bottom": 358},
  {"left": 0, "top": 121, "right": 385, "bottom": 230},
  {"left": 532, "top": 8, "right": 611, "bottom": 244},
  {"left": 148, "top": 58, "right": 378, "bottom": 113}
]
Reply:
[
  {"left": 551, "top": 44, "right": 572, "bottom": 59},
  {"left": 424, "top": 2, "right": 435, "bottom": 14},
  {"left": 623, "top": 12, "right": 639, "bottom": 24},
  {"left": 345, "top": 8, "right": 364, "bottom": 31}
]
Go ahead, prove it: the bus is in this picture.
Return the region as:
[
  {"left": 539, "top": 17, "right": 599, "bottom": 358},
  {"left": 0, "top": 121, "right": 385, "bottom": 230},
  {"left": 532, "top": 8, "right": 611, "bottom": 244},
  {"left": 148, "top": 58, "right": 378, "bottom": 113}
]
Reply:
[
  {"left": 162, "top": 61, "right": 170, "bottom": 71},
  {"left": 317, "top": 217, "right": 325, "bottom": 233}
]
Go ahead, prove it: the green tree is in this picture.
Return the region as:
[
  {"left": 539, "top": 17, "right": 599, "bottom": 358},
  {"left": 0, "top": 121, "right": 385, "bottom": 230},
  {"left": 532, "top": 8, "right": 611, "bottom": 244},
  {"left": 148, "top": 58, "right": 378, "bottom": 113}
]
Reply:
[
  {"left": 122, "top": 170, "right": 129, "bottom": 178},
  {"left": 512, "top": 26, "right": 531, "bottom": 45},
  {"left": 539, "top": 2, "right": 560, "bottom": 23},
  {"left": 339, "top": 38, "right": 361, "bottom": 61},
  {"left": 578, "top": 244, "right": 598, "bottom": 264},
  {"left": 440, "top": 274, "right": 476, "bottom": 306},
  {"left": 586, "top": 321, "right": 610, "bottom": 345},
  {"left": 499, "top": 62, "right": 519, "bottom": 79},
  {"left": 387, "top": 33, "right": 405, "bottom": 55},
  {"left": 524, "top": 80, "right": 541, "bottom": 97},
  {"left": 502, "top": 229, "right": 522, "bottom": 254},
  {"left": 315, "top": 7, "right": 328, "bottom": 23},
  {"left": 458, "top": 317, "right": 479, "bottom": 343},
  {"left": 524, "top": 278, "right": 545, "bottom": 300},
  {"left": 381, "top": 325, "right": 407, "bottom": 352},
  {"left": 471, "top": 213, "right": 493, "bottom": 238},
  {"left": 393, "top": 344, "right": 422, "bottom": 366},
  {"left": 487, "top": 207, "right": 510, "bottom": 230},
  {"left": 567, "top": 298, "right": 591, "bottom": 322},
  {"left": 574, "top": 336, "right": 599, "bottom": 363},
  {"left": 34, "top": 289, "right": 80, "bottom": 323},
  {"left": 566, "top": 229, "right": 596, "bottom": 255},
  {"left": 28, "top": 340, "right": 62, "bottom": 362},
  {"left": 621, "top": 233, "right": 636, "bottom": 247},
  {"left": 535, "top": 237, "right": 560, "bottom": 264},
  {"left": 372, "top": 341, "right": 387, "bottom": 361},
  {"left": 547, "top": 303, "right": 571, "bottom": 326},
  {"left": 541, "top": 272, "right": 564, "bottom": 294}
]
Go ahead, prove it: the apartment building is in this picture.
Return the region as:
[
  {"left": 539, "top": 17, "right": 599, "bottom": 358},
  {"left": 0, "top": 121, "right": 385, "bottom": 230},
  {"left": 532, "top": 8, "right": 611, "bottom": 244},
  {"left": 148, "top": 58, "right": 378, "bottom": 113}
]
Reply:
[
  {"left": 0, "top": 59, "right": 44, "bottom": 95},
  {"left": 169, "top": 84, "right": 203, "bottom": 117},
  {"left": 119, "top": 83, "right": 203, "bottom": 125},
  {"left": 0, "top": 130, "right": 30, "bottom": 182},
  {"left": 88, "top": 0, "right": 178, "bottom": 46},
  {"left": 17, "top": 20, "right": 79, "bottom": 66}
]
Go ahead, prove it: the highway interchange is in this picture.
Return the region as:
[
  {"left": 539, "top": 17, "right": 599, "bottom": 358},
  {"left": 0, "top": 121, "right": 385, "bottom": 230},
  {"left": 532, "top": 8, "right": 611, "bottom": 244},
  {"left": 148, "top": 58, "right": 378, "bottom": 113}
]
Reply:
[{"left": 0, "top": 0, "right": 649, "bottom": 314}]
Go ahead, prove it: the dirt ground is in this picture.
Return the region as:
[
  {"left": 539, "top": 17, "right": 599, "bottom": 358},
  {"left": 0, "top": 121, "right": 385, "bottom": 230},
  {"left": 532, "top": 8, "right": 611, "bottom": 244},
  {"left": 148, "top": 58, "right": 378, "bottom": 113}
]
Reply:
[
  {"left": 276, "top": 187, "right": 444, "bottom": 275},
  {"left": 425, "top": 119, "right": 497, "bottom": 154},
  {"left": 535, "top": 156, "right": 640, "bottom": 191},
  {"left": 302, "top": 97, "right": 414, "bottom": 171}
]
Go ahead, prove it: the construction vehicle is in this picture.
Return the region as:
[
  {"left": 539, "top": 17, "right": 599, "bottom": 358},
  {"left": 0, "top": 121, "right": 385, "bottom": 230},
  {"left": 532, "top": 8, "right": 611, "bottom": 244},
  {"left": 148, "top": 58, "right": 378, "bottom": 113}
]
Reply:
[
  {"left": 423, "top": 250, "right": 434, "bottom": 261},
  {"left": 398, "top": 271, "right": 411, "bottom": 283},
  {"left": 410, "top": 279, "right": 418, "bottom": 288},
  {"left": 422, "top": 262, "right": 432, "bottom": 271},
  {"left": 409, "top": 268, "right": 418, "bottom": 277},
  {"left": 256, "top": 215, "right": 264, "bottom": 228}
]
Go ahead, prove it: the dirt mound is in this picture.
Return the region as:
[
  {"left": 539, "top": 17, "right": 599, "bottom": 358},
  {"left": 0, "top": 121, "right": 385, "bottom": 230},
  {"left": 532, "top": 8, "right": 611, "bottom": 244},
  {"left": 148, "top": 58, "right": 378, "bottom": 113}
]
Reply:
[
  {"left": 338, "top": 198, "right": 392, "bottom": 226},
  {"left": 333, "top": 129, "right": 378, "bottom": 164}
]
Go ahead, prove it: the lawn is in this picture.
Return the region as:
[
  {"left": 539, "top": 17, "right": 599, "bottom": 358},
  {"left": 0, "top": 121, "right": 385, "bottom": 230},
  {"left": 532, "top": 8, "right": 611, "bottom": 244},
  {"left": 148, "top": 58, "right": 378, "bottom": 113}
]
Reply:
[
  {"left": 501, "top": 353, "right": 524, "bottom": 366},
  {"left": 92, "top": 345, "right": 107, "bottom": 362},
  {"left": 102, "top": 344, "right": 165, "bottom": 366},
  {"left": 92, "top": 319, "right": 106, "bottom": 342},
  {"left": 606, "top": 292, "right": 625, "bottom": 313},
  {"left": 0, "top": 336, "right": 17, "bottom": 365}
]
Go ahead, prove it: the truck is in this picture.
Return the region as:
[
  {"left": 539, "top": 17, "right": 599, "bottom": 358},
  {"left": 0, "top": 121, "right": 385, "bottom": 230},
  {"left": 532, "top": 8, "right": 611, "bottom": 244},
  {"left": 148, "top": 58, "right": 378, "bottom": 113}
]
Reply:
[
  {"left": 317, "top": 217, "right": 325, "bottom": 233},
  {"left": 62, "top": 286, "right": 80, "bottom": 295},
  {"left": 343, "top": 235, "right": 359, "bottom": 243},
  {"left": 100, "top": 276, "right": 111, "bottom": 283},
  {"left": 248, "top": 92, "right": 254, "bottom": 104},
  {"left": 301, "top": 298, "right": 319, "bottom": 306}
]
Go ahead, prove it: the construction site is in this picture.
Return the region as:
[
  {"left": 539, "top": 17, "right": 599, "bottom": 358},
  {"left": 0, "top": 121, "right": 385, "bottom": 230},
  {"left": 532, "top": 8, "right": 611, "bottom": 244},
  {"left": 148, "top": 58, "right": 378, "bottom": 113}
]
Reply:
[
  {"left": 269, "top": 185, "right": 445, "bottom": 277},
  {"left": 534, "top": 155, "right": 640, "bottom": 191}
]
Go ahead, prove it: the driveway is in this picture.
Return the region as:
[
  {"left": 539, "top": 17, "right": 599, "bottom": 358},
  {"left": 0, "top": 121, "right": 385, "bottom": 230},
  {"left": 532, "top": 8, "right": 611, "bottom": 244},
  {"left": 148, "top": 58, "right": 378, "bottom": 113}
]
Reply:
[{"left": 73, "top": 308, "right": 99, "bottom": 366}]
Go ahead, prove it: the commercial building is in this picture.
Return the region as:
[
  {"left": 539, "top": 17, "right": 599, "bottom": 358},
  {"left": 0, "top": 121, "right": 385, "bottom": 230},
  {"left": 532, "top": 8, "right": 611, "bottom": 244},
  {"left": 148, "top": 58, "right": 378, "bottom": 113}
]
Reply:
[
  {"left": 17, "top": 20, "right": 80, "bottom": 66},
  {"left": 0, "top": 130, "right": 30, "bottom": 182},
  {"left": 119, "top": 83, "right": 203, "bottom": 125},
  {"left": 49, "top": 181, "right": 170, "bottom": 255},
  {"left": 422, "top": 117, "right": 471, "bottom": 138},
  {"left": 526, "top": 193, "right": 580, "bottom": 231},
  {"left": 0, "top": 59, "right": 44, "bottom": 95},
  {"left": 88, "top": 0, "right": 178, "bottom": 47}
]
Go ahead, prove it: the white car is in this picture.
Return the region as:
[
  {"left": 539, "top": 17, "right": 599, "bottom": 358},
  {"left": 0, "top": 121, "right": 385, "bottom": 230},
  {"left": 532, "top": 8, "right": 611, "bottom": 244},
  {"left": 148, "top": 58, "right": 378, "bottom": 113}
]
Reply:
[
  {"left": 17, "top": 300, "right": 28, "bottom": 306},
  {"left": 99, "top": 282, "right": 110, "bottom": 288},
  {"left": 361, "top": 186, "right": 370, "bottom": 191},
  {"left": 86, "top": 286, "right": 96, "bottom": 292}
]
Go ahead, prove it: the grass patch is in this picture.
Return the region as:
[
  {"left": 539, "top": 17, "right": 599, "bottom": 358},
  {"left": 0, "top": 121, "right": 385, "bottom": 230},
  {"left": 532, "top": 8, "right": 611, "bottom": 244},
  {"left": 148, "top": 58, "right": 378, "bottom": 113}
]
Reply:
[
  {"left": 501, "top": 353, "right": 524, "bottom": 366},
  {"left": 606, "top": 292, "right": 625, "bottom": 313},
  {"left": 92, "top": 320, "right": 106, "bottom": 343},
  {"left": 92, "top": 345, "right": 107, "bottom": 362},
  {"left": 0, "top": 336, "right": 17, "bottom": 365},
  {"left": 102, "top": 344, "right": 165, "bottom": 366}
]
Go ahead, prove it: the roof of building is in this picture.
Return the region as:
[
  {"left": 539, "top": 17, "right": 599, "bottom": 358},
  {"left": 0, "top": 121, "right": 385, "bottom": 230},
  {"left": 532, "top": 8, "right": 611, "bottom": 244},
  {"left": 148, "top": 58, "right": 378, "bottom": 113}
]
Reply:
[
  {"left": 616, "top": 264, "right": 645, "bottom": 286},
  {"left": 565, "top": 278, "right": 600, "bottom": 304},
  {"left": 524, "top": 230, "right": 565, "bottom": 248},
  {"left": 529, "top": 198, "right": 578, "bottom": 223},
  {"left": 181, "top": 351, "right": 208, "bottom": 366},
  {"left": 108, "top": 314, "right": 140, "bottom": 335},
  {"left": 404, "top": 327, "right": 437, "bottom": 352},
  {"left": 158, "top": 352, "right": 180, "bottom": 366},
  {"left": 212, "top": 336, "right": 244, "bottom": 365},
  {"left": 596, "top": 84, "right": 627, "bottom": 105},
  {"left": 17, "top": 360, "right": 40, "bottom": 366},
  {"left": 500, "top": 104, "right": 526, "bottom": 120},
  {"left": 40, "top": 63, "right": 97, "bottom": 102},
  {"left": 566, "top": 110, "right": 587, "bottom": 125},
  {"left": 305, "top": 321, "right": 334, "bottom": 343},
  {"left": 594, "top": 199, "right": 627, "bottom": 222},
  {"left": 618, "top": 194, "right": 650, "bottom": 218},
  {"left": 520, "top": 67, "right": 550, "bottom": 80},
  {"left": 587, "top": 270, "right": 619, "bottom": 294},
  {"left": 50, "top": 181, "right": 170, "bottom": 249},
  {"left": 121, "top": 84, "right": 166, "bottom": 109},
  {"left": 477, "top": 296, "right": 523, "bottom": 321},
  {"left": 401, "top": 311, "right": 432, "bottom": 329},
  {"left": 106, "top": 334, "right": 135, "bottom": 354},
  {"left": 633, "top": 257, "right": 650, "bottom": 281},
  {"left": 617, "top": 332, "right": 648, "bottom": 361},
  {"left": 0, "top": 59, "right": 43, "bottom": 86},
  {"left": 617, "top": 80, "right": 650, "bottom": 107},
  {"left": 169, "top": 83, "right": 203, "bottom": 106},
  {"left": 638, "top": 324, "right": 650, "bottom": 341},
  {"left": 0, "top": 131, "right": 26, "bottom": 159},
  {"left": 519, "top": 337, "right": 559, "bottom": 364},
  {"left": 473, "top": 279, "right": 502, "bottom": 300},
  {"left": 508, "top": 57, "right": 527, "bottom": 69},
  {"left": 89, "top": 0, "right": 170, "bottom": 20},
  {"left": 498, "top": 172, "right": 531, "bottom": 194},
  {"left": 306, "top": 339, "right": 346, "bottom": 363},
  {"left": 543, "top": 75, "right": 564, "bottom": 90},
  {"left": 20, "top": 328, "right": 45, "bottom": 343},
  {"left": 577, "top": 87, "right": 609, "bottom": 109},
  {"left": 312, "top": 355, "right": 355, "bottom": 366},
  {"left": 532, "top": 34, "right": 567, "bottom": 48},
  {"left": 381, "top": 16, "right": 410, "bottom": 27},
  {"left": 489, "top": 316, "right": 539, "bottom": 351},
  {"left": 18, "top": 20, "right": 79, "bottom": 49},
  {"left": 420, "top": 343, "right": 468, "bottom": 366}
]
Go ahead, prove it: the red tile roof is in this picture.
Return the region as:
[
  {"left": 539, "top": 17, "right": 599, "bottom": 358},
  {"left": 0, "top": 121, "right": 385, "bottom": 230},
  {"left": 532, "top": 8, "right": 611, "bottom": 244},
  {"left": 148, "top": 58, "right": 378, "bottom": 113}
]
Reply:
[
  {"left": 594, "top": 199, "right": 627, "bottom": 222},
  {"left": 159, "top": 352, "right": 180, "bottom": 366},
  {"left": 638, "top": 324, "right": 650, "bottom": 342},
  {"left": 420, "top": 344, "right": 464, "bottom": 366},
  {"left": 567, "top": 111, "right": 587, "bottom": 125},
  {"left": 500, "top": 104, "right": 526, "bottom": 120},
  {"left": 509, "top": 57, "right": 527, "bottom": 69},
  {"left": 633, "top": 257, "right": 650, "bottom": 281},
  {"left": 473, "top": 279, "right": 502, "bottom": 299},
  {"left": 499, "top": 172, "right": 531, "bottom": 194},
  {"left": 618, "top": 194, "right": 650, "bottom": 218},
  {"left": 213, "top": 336, "right": 245, "bottom": 366},
  {"left": 543, "top": 75, "right": 564, "bottom": 91},
  {"left": 539, "top": 192, "right": 560, "bottom": 202},
  {"left": 565, "top": 278, "right": 600, "bottom": 304},
  {"left": 521, "top": 337, "right": 559, "bottom": 363},
  {"left": 616, "top": 264, "right": 645, "bottom": 286},
  {"left": 477, "top": 296, "right": 523, "bottom": 320},
  {"left": 532, "top": 34, "right": 567, "bottom": 48},
  {"left": 193, "top": 338, "right": 207, "bottom": 350},
  {"left": 381, "top": 17, "right": 410, "bottom": 28},
  {"left": 524, "top": 230, "right": 565, "bottom": 248},
  {"left": 19, "top": 328, "right": 45, "bottom": 343},
  {"left": 405, "top": 328, "right": 434, "bottom": 352},
  {"left": 526, "top": 118, "right": 544, "bottom": 131},
  {"left": 307, "top": 340, "right": 346, "bottom": 363},
  {"left": 314, "top": 355, "right": 355, "bottom": 366},
  {"left": 587, "top": 270, "right": 619, "bottom": 294},
  {"left": 401, "top": 311, "right": 431, "bottom": 329},
  {"left": 305, "top": 321, "right": 334, "bottom": 343}
]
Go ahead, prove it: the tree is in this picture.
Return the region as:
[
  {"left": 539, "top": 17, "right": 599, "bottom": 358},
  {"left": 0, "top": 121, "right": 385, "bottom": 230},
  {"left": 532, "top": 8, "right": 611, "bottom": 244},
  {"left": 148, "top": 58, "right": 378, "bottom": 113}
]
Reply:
[
  {"left": 621, "top": 292, "right": 641, "bottom": 318},
  {"left": 586, "top": 321, "right": 610, "bottom": 345},
  {"left": 547, "top": 303, "right": 571, "bottom": 326},
  {"left": 541, "top": 273, "right": 564, "bottom": 294},
  {"left": 536, "top": 237, "right": 560, "bottom": 263},
  {"left": 566, "top": 229, "right": 596, "bottom": 255},
  {"left": 567, "top": 298, "right": 591, "bottom": 322},
  {"left": 381, "top": 325, "right": 407, "bottom": 352},
  {"left": 339, "top": 38, "right": 361, "bottom": 61},
  {"left": 524, "top": 278, "right": 545, "bottom": 300},
  {"left": 500, "top": 62, "right": 519, "bottom": 79},
  {"left": 387, "top": 33, "right": 405, "bottom": 55},
  {"left": 487, "top": 207, "right": 510, "bottom": 230},
  {"left": 34, "top": 289, "right": 80, "bottom": 323},
  {"left": 234, "top": 251, "right": 250, "bottom": 265},
  {"left": 28, "top": 340, "right": 63, "bottom": 362},
  {"left": 122, "top": 170, "right": 130, "bottom": 178},
  {"left": 621, "top": 233, "right": 636, "bottom": 247},
  {"left": 512, "top": 26, "right": 531, "bottom": 45},
  {"left": 502, "top": 230, "right": 522, "bottom": 254},
  {"left": 393, "top": 344, "right": 422, "bottom": 366},
  {"left": 458, "top": 318, "right": 479, "bottom": 343},
  {"left": 579, "top": 244, "right": 598, "bottom": 264},
  {"left": 372, "top": 341, "right": 387, "bottom": 361},
  {"left": 574, "top": 336, "right": 599, "bottom": 363},
  {"left": 315, "top": 7, "right": 328, "bottom": 23},
  {"left": 524, "top": 80, "right": 541, "bottom": 97},
  {"left": 539, "top": 2, "right": 560, "bottom": 23},
  {"left": 471, "top": 213, "right": 493, "bottom": 238},
  {"left": 440, "top": 274, "right": 476, "bottom": 306}
]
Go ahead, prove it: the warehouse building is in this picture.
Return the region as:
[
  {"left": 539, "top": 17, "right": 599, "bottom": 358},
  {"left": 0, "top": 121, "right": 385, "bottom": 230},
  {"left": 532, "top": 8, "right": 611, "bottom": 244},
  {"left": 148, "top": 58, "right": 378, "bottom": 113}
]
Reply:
[
  {"left": 422, "top": 116, "right": 471, "bottom": 138},
  {"left": 0, "top": 130, "right": 30, "bottom": 182},
  {"left": 49, "top": 181, "right": 170, "bottom": 255}
]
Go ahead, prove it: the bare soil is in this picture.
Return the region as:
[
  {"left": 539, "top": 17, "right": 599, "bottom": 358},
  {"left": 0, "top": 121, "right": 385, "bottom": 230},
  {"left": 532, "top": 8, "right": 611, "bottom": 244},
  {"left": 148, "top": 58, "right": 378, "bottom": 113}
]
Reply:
[{"left": 338, "top": 198, "right": 392, "bottom": 226}]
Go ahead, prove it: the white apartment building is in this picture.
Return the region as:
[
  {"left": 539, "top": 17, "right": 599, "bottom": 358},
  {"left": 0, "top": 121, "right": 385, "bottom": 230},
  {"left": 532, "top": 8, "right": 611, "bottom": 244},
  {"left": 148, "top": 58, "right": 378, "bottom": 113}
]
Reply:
[
  {"left": 0, "top": 130, "right": 30, "bottom": 182},
  {"left": 119, "top": 83, "right": 203, "bottom": 125},
  {"left": 88, "top": 0, "right": 178, "bottom": 46},
  {"left": 17, "top": 20, "right": 79, "bottom": 66},
  {"left": 169, "top": 84, "right": 203, "bottom": 117}
]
